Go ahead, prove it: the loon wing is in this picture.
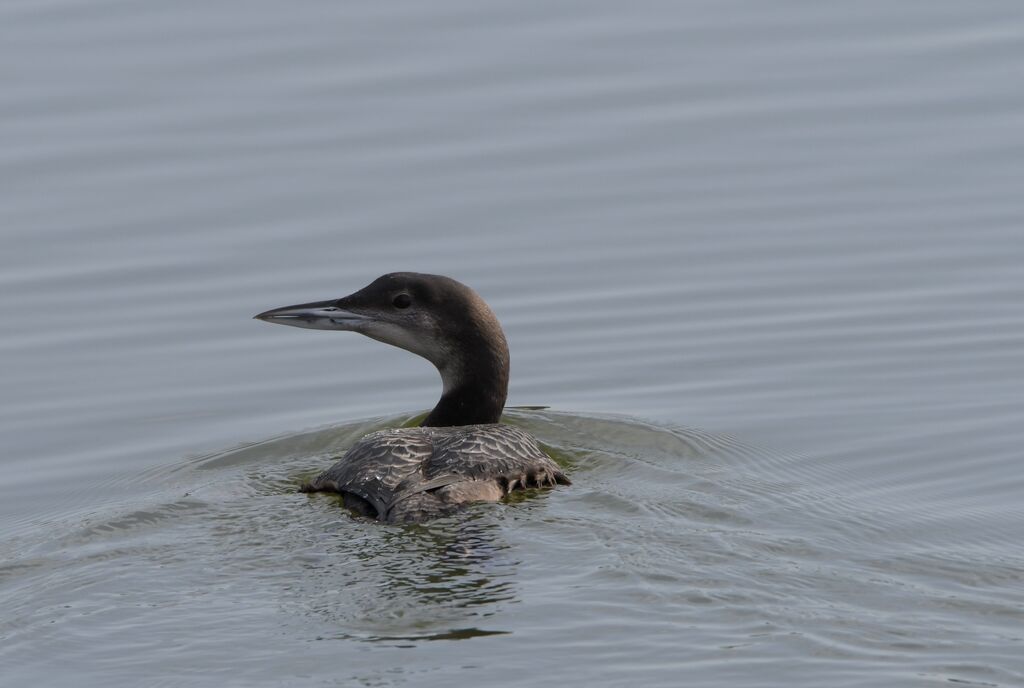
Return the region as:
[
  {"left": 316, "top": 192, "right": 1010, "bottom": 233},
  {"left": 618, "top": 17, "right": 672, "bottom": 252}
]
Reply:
[
  {"left": 383, "top": 425, "right": 569, "bottom": 520},
  {"left": 427, "top": 424, "right": 568, "bottom": 484},
  {"left": 300, "top": 428, "right": 433, "bottom": 516}
]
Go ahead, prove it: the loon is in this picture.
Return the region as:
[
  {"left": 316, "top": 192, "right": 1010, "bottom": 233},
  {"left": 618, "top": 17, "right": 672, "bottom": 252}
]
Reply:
[{"left": 255, "top": 272, "right": 570, "bottom": 523}]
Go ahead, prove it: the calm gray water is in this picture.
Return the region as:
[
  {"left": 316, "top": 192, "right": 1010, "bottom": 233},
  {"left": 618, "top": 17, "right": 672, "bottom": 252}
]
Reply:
[{"left": 2, "top": 1, "right": 1023, "bottom": 686}]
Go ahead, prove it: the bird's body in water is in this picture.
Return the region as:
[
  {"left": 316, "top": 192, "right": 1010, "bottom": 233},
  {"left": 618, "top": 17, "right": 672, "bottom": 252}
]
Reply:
[{"left": 255, "top": 272, "right": 569, "bottom": 523}]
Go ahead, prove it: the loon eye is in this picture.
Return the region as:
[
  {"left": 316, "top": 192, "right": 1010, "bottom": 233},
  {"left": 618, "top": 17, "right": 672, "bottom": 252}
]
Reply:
[{"left": 392, "top": 293, "right": 411, "bottom": 309}]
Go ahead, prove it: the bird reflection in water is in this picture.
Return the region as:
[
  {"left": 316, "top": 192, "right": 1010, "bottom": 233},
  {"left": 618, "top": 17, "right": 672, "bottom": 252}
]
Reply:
[{"left": 296, "top": 506, "right": 522, "bottom": 643}]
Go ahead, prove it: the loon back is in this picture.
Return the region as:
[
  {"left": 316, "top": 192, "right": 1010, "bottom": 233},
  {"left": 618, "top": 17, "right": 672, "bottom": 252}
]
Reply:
[{"left": 300, "top": 424, "right": 569, "bottom": 523}]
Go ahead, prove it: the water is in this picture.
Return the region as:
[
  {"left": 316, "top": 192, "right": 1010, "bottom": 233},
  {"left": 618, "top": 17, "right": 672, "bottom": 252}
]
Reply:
[{"left": 2, "top": 1, "right": 1023, "bottom": 685}]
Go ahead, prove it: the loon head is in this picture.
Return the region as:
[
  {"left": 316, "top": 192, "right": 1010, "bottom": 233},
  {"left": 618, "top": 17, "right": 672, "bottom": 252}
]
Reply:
[{"left": 255, "top": 272, "right": 510, "bottom": 427}]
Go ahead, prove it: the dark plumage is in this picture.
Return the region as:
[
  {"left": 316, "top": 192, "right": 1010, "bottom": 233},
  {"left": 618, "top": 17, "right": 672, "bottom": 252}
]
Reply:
[
  {"left": 255, "top": 273, "right": 570, "bottom": 523},
  {"left": 300, "top": 424, "right": 568, "bottom": 523}
]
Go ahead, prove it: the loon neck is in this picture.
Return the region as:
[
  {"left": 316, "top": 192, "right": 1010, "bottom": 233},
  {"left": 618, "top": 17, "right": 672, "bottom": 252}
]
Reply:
[
  {"left": 422, "top": 346, "right": 509, "bottom": 427},
  {"left": 423, "top": 383, "right": 505, "bottom": 426}
]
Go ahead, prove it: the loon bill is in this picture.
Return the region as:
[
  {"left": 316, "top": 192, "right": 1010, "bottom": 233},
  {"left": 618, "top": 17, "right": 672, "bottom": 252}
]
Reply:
[{"left": 255, "top": 272, "right": 569, "bottom": 523}]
